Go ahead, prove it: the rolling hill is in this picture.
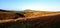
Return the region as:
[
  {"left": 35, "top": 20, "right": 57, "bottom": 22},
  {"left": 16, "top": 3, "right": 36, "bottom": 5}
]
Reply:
[{"left": 0, "top": 9, "right": 60, "bottom": 28}]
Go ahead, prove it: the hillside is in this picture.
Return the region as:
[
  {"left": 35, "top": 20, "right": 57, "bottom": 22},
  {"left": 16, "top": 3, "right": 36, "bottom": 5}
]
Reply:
[
  {"left": 0, "top": 9, "right": 25, "bottom": 20},
  {"left": 24, "top": 9, "right": 60, "bottom": 17},
  {"left": 0, "top": 9, "right": 60, "bottom": 28},
  {"left": 0, "top": 13, "right": 60, "bottom": 28}
]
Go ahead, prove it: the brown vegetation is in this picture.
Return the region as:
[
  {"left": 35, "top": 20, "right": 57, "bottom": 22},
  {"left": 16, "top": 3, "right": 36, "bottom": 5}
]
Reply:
[
  {"left": 0, "top": 10, "right": 60, "bottom": 28},
  {"left": 0, "top": 13, "right": 60, "bottom": 28},
  {"left": 0, "top": 12, "right": 16, "bottom": 20},
  {"left": 25, "top": 14, "right": 60, "bottom": 28}
]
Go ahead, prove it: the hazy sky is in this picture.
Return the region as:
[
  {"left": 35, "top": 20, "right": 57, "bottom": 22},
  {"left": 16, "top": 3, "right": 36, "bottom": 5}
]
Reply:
[{"left": 0, "top": 0, "right": 60, "bottom": 11}]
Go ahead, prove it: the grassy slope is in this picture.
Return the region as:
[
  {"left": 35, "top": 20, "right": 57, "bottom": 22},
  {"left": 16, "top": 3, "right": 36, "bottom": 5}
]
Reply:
[
  {"left": 0, "top": 10, "right": 60, "bottom": 28},
  {"left": 0, "top": 14, "right": 60, "bottom": 28}
]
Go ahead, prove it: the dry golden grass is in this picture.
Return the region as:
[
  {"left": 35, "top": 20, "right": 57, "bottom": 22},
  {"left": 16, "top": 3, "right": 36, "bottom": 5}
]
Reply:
[
  {"left": 0, "top": 12, "right": 17, "bottom": 20},
  {"left": 24, "top": 11, "right": 60, "bottom": 18},
  {"left": 0, "top": 11, "right": 60, "bottom": 28},
  {"left": 0, "top": 11, "right": 60, "bottom": 24}
]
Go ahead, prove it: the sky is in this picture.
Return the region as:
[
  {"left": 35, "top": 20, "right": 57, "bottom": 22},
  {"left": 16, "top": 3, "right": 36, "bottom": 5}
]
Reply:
[{"left": 0, "top": 0, "right": 60, "bottom": 11}]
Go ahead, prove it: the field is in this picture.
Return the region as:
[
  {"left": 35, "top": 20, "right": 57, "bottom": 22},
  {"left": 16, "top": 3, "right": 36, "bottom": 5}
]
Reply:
[{"left": 0, "top": 9, "right": 60, "bottom": 28}]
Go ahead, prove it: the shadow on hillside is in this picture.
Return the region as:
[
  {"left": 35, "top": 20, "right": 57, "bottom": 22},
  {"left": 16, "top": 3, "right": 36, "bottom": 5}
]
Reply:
[{"left": 0, "top": 10, "right": 25, "bottom": 20}]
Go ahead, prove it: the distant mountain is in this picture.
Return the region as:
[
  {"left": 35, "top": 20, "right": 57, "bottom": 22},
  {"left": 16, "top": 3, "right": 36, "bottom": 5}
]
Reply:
[
  {"left": 24, "top": 9, "right": 35, "bottom": 12},
  {"left": 24, "top": 9, "right": 50, "bottom": 13},
  {"left": 0, "top": 9, "right": 25, "bottom": 15},
  {"left": 0, "top": 9, "right": 24, "bottom": 13},
  {"left": 24, "top": 9, "right": 60, "bottom": 13},
  {"left": 0, "top": 9, "right": 12, "bottom": 12}
]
